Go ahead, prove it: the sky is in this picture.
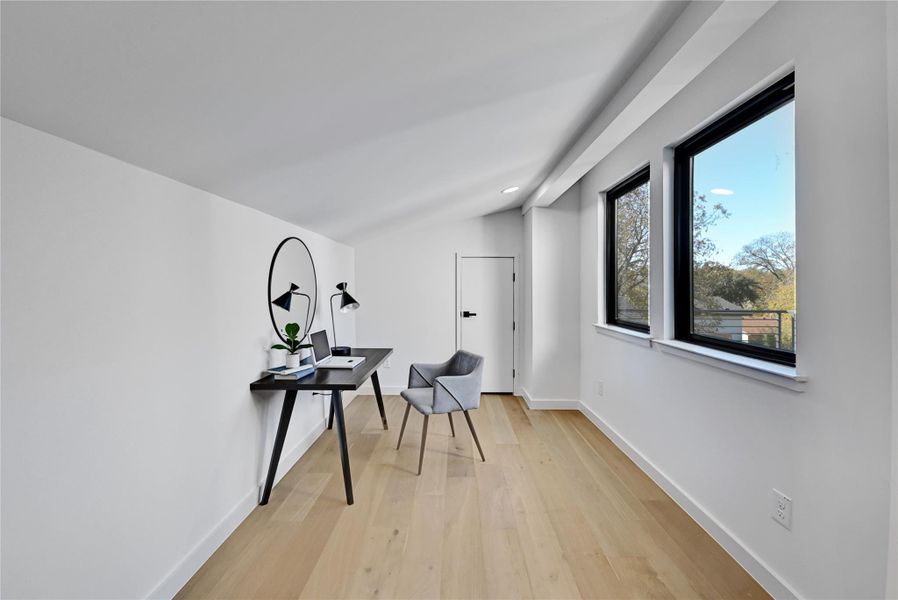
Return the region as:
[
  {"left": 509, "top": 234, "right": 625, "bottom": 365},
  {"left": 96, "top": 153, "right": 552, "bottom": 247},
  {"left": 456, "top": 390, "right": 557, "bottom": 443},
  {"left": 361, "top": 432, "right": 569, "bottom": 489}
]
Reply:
[{"left": 693, "top": 101, "right": 795, "bottom": 264}]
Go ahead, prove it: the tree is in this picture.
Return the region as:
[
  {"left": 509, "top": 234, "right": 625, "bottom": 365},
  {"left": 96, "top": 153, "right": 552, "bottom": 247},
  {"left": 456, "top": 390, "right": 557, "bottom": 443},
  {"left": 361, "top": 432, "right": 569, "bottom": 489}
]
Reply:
[
  {"left": 614, "top": 191, "right": 732, "bottom": 314},
  {"left": 732, "top": 232, "right": 796, "bottom": 350},
  {"left": 692, "top": 193, "right": 730, "bottom": 264},
  {"left": 613, "top": 183, "right": 650, "bottom": 313},
  {"left": 694, "top": 262, "right": 761, "bottom": 308},
  {"left": 733, "top": 232, "right": 795, "bottom": 282},
  {"left": 691, "top": 193, "right": 732, "bottom": 310}
]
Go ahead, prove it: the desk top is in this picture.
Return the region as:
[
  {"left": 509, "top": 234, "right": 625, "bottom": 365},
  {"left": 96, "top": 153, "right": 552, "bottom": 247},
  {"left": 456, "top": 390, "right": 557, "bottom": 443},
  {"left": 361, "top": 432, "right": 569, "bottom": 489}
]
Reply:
[{"left": 249, "top": 348, "right": 393, "bottom": 391}]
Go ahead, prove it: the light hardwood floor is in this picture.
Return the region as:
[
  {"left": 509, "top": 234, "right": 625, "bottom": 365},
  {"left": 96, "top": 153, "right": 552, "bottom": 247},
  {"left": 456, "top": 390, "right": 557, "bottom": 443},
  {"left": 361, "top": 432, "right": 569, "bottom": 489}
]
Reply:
[{"left": 177, "top": 395, "right": 770, "bottom": 599}]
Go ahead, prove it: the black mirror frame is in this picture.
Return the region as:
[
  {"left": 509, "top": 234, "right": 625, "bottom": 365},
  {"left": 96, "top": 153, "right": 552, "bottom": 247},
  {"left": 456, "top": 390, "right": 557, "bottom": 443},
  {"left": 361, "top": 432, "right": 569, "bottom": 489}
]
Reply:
[{"left": 267, "top": 236, "right": 318, "bottom": 345}]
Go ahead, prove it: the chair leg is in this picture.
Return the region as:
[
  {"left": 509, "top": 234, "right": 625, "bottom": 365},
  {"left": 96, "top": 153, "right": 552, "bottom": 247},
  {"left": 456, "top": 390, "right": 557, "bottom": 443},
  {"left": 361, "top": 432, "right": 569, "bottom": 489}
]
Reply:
[
  {"left": 396, "top": 403, "right": 411, "bottom": 450},
  {"left": 418, "top": 415, "right": 429, "bottom": 475},
  {"left": 448, "top": 412, "right": 455, "bottom": 437},
  {"left": 463, "top": 411, "right": 486, "bottom": 462}
]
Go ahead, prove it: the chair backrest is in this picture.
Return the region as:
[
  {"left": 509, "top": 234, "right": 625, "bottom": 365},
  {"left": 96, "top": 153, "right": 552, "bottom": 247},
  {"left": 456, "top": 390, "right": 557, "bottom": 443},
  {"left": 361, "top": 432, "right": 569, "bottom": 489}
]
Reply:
[
  {"left": 448, "top": 350, "right": 484, "bottom": 410},
  {"left": 449, "top": 350, "right": 483, "bottom": 376}
]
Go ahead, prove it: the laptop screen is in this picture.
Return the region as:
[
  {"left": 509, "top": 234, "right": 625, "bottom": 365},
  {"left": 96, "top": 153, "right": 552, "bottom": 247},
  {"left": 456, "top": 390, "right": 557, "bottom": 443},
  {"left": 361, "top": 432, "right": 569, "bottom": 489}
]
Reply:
[{"left": 310, "top": 330, "right": 331, "bottom": 362}]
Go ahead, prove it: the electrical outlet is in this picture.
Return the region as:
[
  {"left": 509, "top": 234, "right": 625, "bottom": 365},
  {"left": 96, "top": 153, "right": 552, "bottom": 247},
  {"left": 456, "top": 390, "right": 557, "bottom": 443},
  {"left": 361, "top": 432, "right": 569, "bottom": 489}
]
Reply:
[
  {"left": 384, "top": 358, "right": 392, "bottom": 368},
  {"left": 771, "top": 489, "right": 792, "bottom": 530},
  {"left": 595, "top": 380, "right": 604, "bottom": 398}
]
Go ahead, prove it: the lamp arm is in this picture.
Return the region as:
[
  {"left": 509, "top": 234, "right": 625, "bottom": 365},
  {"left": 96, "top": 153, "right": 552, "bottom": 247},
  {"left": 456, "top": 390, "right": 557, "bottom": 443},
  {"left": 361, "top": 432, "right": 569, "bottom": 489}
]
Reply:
[
  {"left": 294, "top": 292, "right": 312, "bottom": 342},
  {"left": 330, "top": 292, "right": 341, "bottom": 348}
]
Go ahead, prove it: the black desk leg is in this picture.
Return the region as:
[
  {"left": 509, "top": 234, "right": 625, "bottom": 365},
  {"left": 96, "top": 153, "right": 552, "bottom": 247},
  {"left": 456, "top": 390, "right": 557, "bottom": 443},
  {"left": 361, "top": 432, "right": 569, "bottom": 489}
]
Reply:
[
  {"left": 328, "top": 396, "right": 335, "bottom": 430},
  {"left": 371, "top": 370, "right": 388, "bottom": 430},
  {"left": 331, "top": 390, "right": 354, "bottom": 505},
  {"left": 260, "top": 390, "right": 297, "bottom": 505}
]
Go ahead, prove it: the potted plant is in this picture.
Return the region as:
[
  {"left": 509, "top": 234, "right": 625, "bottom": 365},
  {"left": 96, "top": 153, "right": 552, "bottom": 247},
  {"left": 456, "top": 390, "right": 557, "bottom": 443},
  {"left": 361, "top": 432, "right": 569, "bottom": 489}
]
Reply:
[{"left": 271, "top": 322, "right": 312, "bottom": 368}]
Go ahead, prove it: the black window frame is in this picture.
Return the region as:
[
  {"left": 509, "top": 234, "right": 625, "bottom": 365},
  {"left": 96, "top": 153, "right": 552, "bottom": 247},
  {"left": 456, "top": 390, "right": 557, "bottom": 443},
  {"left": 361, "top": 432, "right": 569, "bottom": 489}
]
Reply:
[
  {"left": 673, "top": 72, "right": 796, "bottom": 366},
  {"left": 605, "top": 165, "right": 651, "bottom": 333}
]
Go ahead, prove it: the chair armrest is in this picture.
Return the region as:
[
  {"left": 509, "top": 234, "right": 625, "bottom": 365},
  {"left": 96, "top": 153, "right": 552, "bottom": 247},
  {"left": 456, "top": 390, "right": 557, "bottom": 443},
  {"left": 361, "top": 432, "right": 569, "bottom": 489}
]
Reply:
[
  {"left": 408, "top": 358, "right": 452, "bottom": 388},
  {"left": 433, "top": 373, "right": 482, "bottom": 413}
]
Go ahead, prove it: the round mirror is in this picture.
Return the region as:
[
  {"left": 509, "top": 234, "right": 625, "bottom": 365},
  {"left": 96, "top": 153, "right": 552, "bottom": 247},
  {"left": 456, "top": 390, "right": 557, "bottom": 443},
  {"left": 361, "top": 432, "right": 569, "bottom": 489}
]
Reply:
[{"left": 268, "top": 237, "right": 318, "bottom": 345}]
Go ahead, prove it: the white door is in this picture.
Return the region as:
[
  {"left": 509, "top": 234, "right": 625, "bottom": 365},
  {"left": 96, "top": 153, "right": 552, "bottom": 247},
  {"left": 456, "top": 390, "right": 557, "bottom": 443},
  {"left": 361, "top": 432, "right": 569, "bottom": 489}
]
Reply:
[{"left": 459, "top": 256, "right": 514, "bottom": 393}]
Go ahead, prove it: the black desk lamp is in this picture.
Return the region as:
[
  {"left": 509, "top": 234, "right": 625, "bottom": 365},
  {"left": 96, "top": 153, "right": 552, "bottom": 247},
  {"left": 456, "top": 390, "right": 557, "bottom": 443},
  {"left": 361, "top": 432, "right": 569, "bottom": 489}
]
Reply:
[
  {"left": 271, "top": 282, "right": 311, "bottom": 340},
  {"left": 330, "top": 282, "right": 359, "bottom": 356}
]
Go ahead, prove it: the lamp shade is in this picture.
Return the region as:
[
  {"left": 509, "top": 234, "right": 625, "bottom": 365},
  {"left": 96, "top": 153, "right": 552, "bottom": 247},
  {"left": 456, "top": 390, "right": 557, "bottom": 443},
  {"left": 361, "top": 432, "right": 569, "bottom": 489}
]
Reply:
[
  {"left": 271, "top": 290, "right": 293, "bottom": 311},
  {"left": 271, "top": 283, "right": 301, "bottom": 312},
  {"left": 339, "top": 290, "right": 359, "bottom": 312}
]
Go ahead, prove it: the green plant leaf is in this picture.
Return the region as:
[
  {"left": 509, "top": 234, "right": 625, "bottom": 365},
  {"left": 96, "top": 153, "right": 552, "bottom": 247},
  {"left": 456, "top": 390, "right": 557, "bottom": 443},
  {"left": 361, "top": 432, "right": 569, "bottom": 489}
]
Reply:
[
  {"left": 284, "top": 322, "right": 300, "bottom": 338},
  {"left": 271, "top": 344, "right": 289, "bottom": 351}
]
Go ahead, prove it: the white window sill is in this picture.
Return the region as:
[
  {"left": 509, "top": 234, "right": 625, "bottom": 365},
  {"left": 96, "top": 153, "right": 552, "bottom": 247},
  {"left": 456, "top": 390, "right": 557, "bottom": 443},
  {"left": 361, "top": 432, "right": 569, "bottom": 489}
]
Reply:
[
  {"left": 593, "top": 323, "right": 652, "bottom": 347},
  {"left": 652, "top": 339, "right": 806, "bottom": 392}
]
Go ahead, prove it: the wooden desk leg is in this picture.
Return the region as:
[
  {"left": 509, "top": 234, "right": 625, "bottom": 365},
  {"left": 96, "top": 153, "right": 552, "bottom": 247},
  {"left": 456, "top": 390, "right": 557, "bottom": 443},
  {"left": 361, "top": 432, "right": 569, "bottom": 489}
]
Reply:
[
  {"left": 331, "top": 390, "right": 354, "bottom": 505},
  {"left": 260, "top": 390, "right": 297, "bottom": 505},
  {"left": 371, "top": 370, "right": 388, "bottom": 430}
]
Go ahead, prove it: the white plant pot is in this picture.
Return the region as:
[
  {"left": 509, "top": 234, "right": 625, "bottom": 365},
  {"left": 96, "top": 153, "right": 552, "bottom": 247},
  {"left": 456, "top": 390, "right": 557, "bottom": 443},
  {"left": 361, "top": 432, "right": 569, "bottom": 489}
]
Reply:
[{"left": 285, "top": 353, "right": 301, "bottom": 369}]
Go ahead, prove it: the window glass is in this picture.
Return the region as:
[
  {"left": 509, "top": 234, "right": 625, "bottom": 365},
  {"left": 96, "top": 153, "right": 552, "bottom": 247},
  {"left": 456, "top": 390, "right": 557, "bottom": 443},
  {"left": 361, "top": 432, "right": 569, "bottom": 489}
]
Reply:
[
  {"left": 613, "top": 180, "right": 650, "bottom": 328},
  {"left": 675, "top": 72, "right": 796, "bottom": 365},
  {"left": 690, "top": 101, "right": 795, "bottom": 353}
]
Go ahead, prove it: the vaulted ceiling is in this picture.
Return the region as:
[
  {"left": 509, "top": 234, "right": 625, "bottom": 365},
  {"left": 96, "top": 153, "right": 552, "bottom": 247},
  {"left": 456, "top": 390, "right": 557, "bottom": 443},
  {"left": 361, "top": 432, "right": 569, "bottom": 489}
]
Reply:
[{"left": 2, "top": 1, "right": 688, "bottom": 242}]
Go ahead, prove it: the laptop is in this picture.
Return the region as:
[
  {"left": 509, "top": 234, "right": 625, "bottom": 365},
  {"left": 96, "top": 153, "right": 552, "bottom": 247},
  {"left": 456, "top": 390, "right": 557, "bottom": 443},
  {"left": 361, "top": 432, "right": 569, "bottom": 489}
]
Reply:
[{"left": 310, "top": 330, "right": 366, "bottom": 369}]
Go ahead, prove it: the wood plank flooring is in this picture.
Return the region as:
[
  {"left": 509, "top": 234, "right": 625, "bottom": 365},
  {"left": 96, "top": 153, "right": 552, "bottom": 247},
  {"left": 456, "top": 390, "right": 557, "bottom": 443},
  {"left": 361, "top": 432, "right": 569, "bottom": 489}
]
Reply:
[{"left": 176, "top": 395, "right": 770, "bottom": 599}]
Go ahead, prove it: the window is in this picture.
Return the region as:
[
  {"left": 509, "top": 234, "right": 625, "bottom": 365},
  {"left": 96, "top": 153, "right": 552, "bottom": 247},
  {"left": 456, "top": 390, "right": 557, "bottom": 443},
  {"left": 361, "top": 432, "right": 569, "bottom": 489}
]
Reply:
[
  {"left": 605, "top": 166, "right": 650, "bottom": 332},
  {"left": 673, "top": 72, "right": 796, "bottom": 365}
]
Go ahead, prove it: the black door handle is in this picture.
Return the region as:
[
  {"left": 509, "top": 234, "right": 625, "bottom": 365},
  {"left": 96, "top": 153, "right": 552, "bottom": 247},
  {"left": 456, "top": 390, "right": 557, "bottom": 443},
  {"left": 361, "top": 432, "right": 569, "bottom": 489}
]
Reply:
[{"left": 461, "top": 311, "right": 477, "bottom": 318}]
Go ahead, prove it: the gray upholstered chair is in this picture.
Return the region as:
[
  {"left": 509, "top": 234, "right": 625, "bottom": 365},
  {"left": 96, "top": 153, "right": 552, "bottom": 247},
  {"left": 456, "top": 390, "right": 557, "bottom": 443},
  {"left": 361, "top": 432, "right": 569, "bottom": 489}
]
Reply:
[{"left": 396, "top": 350, "right": 486, "bottom": 474}]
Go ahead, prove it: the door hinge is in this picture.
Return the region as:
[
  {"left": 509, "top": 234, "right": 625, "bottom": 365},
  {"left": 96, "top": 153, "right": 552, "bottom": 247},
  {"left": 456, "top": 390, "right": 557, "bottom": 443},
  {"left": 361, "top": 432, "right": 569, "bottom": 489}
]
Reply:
[
  {"left": 513, "top": 321, "right": 516, "bottom": 331},
  {"left": 513, "top": 369, "right": 516, "bottom": 378},
  {"left": 513, "top": 272, "right": 516, "bottom": 282}
]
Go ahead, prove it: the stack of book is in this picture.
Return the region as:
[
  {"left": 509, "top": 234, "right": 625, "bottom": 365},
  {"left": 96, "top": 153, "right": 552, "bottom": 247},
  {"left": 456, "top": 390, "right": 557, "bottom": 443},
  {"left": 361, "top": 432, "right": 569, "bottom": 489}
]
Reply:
[{"left": 267, "top": 364, "right": 316, "bottom": 380}]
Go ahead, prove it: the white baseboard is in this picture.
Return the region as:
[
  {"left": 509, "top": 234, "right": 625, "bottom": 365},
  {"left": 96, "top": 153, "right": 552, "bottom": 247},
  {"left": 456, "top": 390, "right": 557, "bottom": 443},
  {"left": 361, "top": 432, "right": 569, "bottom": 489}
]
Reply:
[
  {"left": 356, "top": 383, "right": 405, "bottom": 396},
  {"left": 520, "top": 386, "right": 580, "bottom": 410},
  {"left": 146, "top": 418, "right": 329, "bottom": 599},
  {"left": 147, "top": 487, "right": 257, "bottom": 599},
  {"left": 577, "top": 401, "right": 801, "bottom": 600},
  {"left": 269, "top": 420, "right": 327, "bottom": 487}
]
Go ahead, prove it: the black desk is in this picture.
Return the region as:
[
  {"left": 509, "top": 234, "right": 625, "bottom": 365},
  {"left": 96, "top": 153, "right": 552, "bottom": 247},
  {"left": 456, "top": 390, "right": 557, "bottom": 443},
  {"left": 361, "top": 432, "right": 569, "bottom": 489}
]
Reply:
[{"left": 250, "top": 347, "right": 393, "bottom": 506}]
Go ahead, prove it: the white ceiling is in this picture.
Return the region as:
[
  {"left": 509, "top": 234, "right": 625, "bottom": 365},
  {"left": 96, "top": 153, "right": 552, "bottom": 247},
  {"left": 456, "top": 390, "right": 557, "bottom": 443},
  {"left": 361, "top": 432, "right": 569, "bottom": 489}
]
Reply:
[{"left": 1, "top": 1, "right": 686, "bottom": 243}]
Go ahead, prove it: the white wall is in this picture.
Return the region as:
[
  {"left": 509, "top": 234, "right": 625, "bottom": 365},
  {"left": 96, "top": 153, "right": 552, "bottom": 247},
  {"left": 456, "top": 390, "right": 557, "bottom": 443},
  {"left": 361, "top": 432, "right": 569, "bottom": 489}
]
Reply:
[
  {"left": 887, "top": 1, "right": 898, "bottom": 596},
  {"left": 521, "top": 185, "right": 581, "bottom": 404},
  {"left": 521, "top": 209, "right": 534, "bottom": 395},
  {"left": 354, "top": 210, "right": 522, "bottom": 393},
  {"left": 0, "top": 119, "right": 356, "bottom": 599},
  {"left": 577, "top": 3, "right": 893, "bottom": 598}
]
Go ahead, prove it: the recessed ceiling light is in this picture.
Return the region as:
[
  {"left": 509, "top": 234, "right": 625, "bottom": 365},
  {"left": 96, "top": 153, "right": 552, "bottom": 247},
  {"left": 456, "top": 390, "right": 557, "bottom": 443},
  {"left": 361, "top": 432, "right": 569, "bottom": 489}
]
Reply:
[
  {"left": 501, "top": 186, "right": 520, "bottom": 194},
  {"left": 710, "top": 188, "right": 734, "bottom": 196}
]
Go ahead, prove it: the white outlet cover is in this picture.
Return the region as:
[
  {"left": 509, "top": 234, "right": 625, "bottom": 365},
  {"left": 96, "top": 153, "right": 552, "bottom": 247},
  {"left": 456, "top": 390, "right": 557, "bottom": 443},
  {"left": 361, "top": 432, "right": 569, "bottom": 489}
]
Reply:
[{"left": 771, "top": 488, "right": 792, "bottom": 530}]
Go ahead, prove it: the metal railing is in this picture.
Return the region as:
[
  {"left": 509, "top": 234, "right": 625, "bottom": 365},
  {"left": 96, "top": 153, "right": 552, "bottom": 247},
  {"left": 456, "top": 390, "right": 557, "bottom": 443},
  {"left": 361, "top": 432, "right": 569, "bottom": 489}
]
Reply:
[
  {"left": 615, "top": 308, "right": 796, "bottom": 351},
  {"left": 694, "top": 309, "right": 795, "bottom": 350}
]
